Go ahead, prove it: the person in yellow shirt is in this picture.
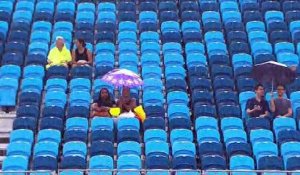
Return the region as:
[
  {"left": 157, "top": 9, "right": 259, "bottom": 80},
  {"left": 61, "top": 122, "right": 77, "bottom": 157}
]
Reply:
[{"left": 46, "top": 36, "right": 72, "bottom": 69}]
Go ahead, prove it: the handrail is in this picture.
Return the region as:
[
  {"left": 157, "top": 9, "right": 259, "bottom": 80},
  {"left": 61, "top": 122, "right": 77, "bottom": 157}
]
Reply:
[{"left": 1, "top": 169, "right": 300, "bottom": 174}]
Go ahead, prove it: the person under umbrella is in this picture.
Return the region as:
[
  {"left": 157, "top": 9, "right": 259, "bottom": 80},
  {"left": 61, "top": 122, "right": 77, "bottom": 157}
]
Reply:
[
  {"left": 117, "top": 86, "right": 137, "bottom": 114},
  {"left": 91, "top": 88, "right": 116, "bottom": 117},
  {"left": 270, "top": 85, "right": 292, "bottom": 117},
  {"left": 246, "top": 84, "right": 270, "bottom": 119}
]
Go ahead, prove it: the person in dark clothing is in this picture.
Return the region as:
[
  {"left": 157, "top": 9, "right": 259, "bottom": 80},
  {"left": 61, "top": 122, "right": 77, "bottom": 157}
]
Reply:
[
  {"left": 117, "top": 86, "right": 137, "bottom": 114},
  {"left": 91, "top": 88, "right": 115, "bottom": 117},
  {"left": 246, "top": 84, "right": 270, "bottom": 118},
  {"left": 270, "top": 85, "right": 292, "bottom": 117},
  {"left": 72, "top": 38, "right": 92, "bottom": 67}
]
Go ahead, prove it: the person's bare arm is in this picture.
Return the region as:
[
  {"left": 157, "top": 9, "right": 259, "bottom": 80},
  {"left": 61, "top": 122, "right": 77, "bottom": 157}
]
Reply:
[
  {"left": 270, "top": 99, "right": 276, "bottom": 113},
  {"left": 92, "top": 103, "right": 101, "bottom": 111},
  {"left": 247, "top": 107, "right": 258, "bottom": 115},
  {"left": 260, "top": 110, "right": 269, "bottom": 117},
  {"left": 71, "top": 50, "right": 78, "bottom": 67},
  {"left": 87, "top": 50, "right": 93, "bottom": 65},
  {"left": 284, "top": 108, "right": 293, "bottom": 117}
]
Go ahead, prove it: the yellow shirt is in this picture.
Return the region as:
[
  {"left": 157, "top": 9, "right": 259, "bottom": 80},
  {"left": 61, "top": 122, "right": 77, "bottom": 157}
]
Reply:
[{"left": 47, "top": 46, "right": 72, "bottom": 68}]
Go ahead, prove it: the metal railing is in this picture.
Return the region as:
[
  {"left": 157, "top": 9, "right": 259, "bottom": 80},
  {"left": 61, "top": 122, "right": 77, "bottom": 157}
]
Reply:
[{"left": 2, "top": 169, "right": 300, "bottom": 175}]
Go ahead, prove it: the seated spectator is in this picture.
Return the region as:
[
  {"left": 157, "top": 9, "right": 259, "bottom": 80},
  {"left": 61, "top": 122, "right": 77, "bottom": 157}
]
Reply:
[
  {"left": 91, "top": 88, "right": 116, "bottom": 117},
  {"left": 71, "top": 38, "right": 92, "bottom": 67},
  {"left": 270, "top": 85, "right": 292, "bottom": 117},
  {"left": 46, "top": 36, "right": 72, "bottom": 69},
  {"left": 117, "top": 87, "right": 137, "bottom": 114},
  {"left": 246, "top": 84, "right": 270, "bottom": 118}
]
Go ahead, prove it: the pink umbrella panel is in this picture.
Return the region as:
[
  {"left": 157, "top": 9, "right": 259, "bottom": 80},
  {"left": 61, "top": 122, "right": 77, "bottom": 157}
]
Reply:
[{"left": 101, "top": 69, "right": 143, "bottom": 88}]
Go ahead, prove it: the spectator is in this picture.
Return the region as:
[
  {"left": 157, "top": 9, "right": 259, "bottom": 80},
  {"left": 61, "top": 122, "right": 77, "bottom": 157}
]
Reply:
[
  {"left": 270, "top": 85, "right": 292, "bottom": 117},
  {"left": 71, "top": 38, "right": 92, "bottom": 67},
  {"left": 46, "top": 36, "right": 72, "bottom": 69},
  {"left": 246, "top": 84, "right": 270, "bottom": 118},
  {"left": 117, "top": 87, "right": 137, "bottom": 114},
  {"left": 91, "top": 88, "right": 116, "bottom": 117}
]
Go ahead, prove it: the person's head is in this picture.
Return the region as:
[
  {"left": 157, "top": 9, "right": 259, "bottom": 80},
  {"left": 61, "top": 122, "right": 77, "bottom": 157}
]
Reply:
[
  {"left": 277, "top": 85, "right": 286, "bottom": 97},
  {"left": 75, "top": 38, "right": 86, "bottom": 49},
  {"left": 99, "top": 88, "right": 110, "bottom": 101},
  {"left": 254, "top": 84, "right": 265, "bottom": 98},
  {"left": 122, "top": 86, "right": 131, "bottom": 98},
  {"left": 55, "top": 36, "right": 65, "bottom": 50}
]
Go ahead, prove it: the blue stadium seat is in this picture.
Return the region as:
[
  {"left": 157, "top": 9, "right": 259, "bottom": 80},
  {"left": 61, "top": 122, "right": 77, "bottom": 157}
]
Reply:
[
  {"left": 117, "top": 154, "right": 141, "bottom": 170},
  {"left": 168, "top": 104, "right": 191, "bottom": 129},
  {"left": 37, "top": 129, "right": 61, "bottom": 144},
  {"left": 277, "top": 129, "right": 300, "bottom": 145},
  {"left": 139, "top": 11, "right": 158, "bottom": 32},
  {"left": 141, "top": 42, "right": 160, "bottom": 55},
  {"left": 221, "top": 117, "right": 243, "bottom": 131},
  {"left": 6, "top": 142, "right": 31, "bottom": 157},
  {"left": 90, "top": 140, "right": 114, "bottom": 157},
  {"left": 34, "top": 141, "right": 59, "bottom": 157},
  {"left": 145, "top": 141, "right": 168, "bottom": 169},
  {"left": 21, "top": 78, "right": 43, "bottom": 94},
  {"left": 170, "top": 129, "right": 193, "bottom": 144},
  {"left": 0, "top": 65, "right": 21, "bottom": 79},
  {"left": 247, "top": 117, "right": 271, "bottom": 132},
  {"left": 257, "top": 156, "right": 284, "bottom": 171},
  {"left": 143, "top": 116, "right": 165, "bottom": 129},
  {"left": 46, "top": 66, "right": 69, "bottom": 80},
  {"left": 246, "top": 21, "right": 266, "bottom": 33},
  {"left": 201, "top": 155, "right": 226, "bottom": 170},
  {"left": 198, "top": 141, "right": 224, "bottom": 158},
  {"left": 140, "top": 31, "right": 159, "bottom": 43},
  {"left": 195, "top": 116, "right": 218, "bottom": 130},
  {"left": 5, "top": 50, "right": 22, "bottom": 64},
  {"left": 172, "top": 141, "right": 196, "bottom": 169},
  {"left": 40, "top": 117, "right": 63, "bottom": 132},
  {"left": 167, "top": 91, "right": 189, "bottom": 105},
  {"left": 0, "top": 78, "right": 18, "bottom": 106},
  {"left": 10, "top": 129, "right": 34, "bottom": 144},
  {"left": 32, "top": 155, "right": 57, "bottom": 172},
  {"left": 253, "top": 142, "right": 278, "bottom": 162},
  {"left": 35, "top": 1, "right": 54, "bottom": 21},
  {"left": 223, "top": 129, "right": 247, "bottom": 147},
  {"left": 144, "top": 129, "right": 167, "bottom": 142},
  {"left": 265, "top": 11, "right": 284, "bottom": 24},
  {"left": 273, "top": 117, "right": 296, "bottom": 137},
  {"left": 55, "top": 2, "right": 75, "bottom": 22},
  {"left": 42, "top": 106, "right": 64, "bottom": 119},
  {"left": 63, "top": 141, "right": 87, "bottom": 158},
  {"left": 91, "top": 117, "right": 114, "bottom": 142},
  {"left": 32, "top": 21, "right": 52, "bottom": 32},
  {"left": 69, "top": 91, "right": 91, "bottom": 109},
  {"left": 197, "top": 129, "right": 220, "bottom": 143},
  {"left": 230, "top": 155, "right": 255, "bottom": 171},
  {"left": 97, "top": 2, "right": 116, "bottom": 13},
  {"left": 227, "top": 141, "right": 252, "bottom": 157},
  {"left": 2, "top": 155, "right": 28, "bottom": 173},
  {"left": 118, "top": 141, "right": 141, "bottom": 156},
  {"left": 45, "top": 91, "right": 67, "bottom": 108},
  {"left": 89, "top": 155, "right": 113, "bottom": 175}
]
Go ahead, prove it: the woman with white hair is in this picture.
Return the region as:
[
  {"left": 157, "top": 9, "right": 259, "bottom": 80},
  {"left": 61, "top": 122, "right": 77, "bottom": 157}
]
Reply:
[{"left": 46, "top": 36, "right": 72, "bottom": 69}]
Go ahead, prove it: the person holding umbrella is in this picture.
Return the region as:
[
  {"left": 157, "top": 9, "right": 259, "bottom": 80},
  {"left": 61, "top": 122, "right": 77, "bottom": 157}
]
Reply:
[
  {"left": 270, "top": 85, "right": 292, "bottom": 117},
  {"left": 117, "top": 86, "right": 137, "bottom": 114},
  {"left": 246, "top": 84, "right": 270, "bottom": 118}
]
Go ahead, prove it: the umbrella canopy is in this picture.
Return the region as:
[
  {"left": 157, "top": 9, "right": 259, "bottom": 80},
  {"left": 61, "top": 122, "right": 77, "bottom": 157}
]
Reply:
[
  {"left": 253, "top": 61, "right": 296, "bottom": 86},
  {"left": 101, "top": 69, "right": 143, "bottom": 88}
]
